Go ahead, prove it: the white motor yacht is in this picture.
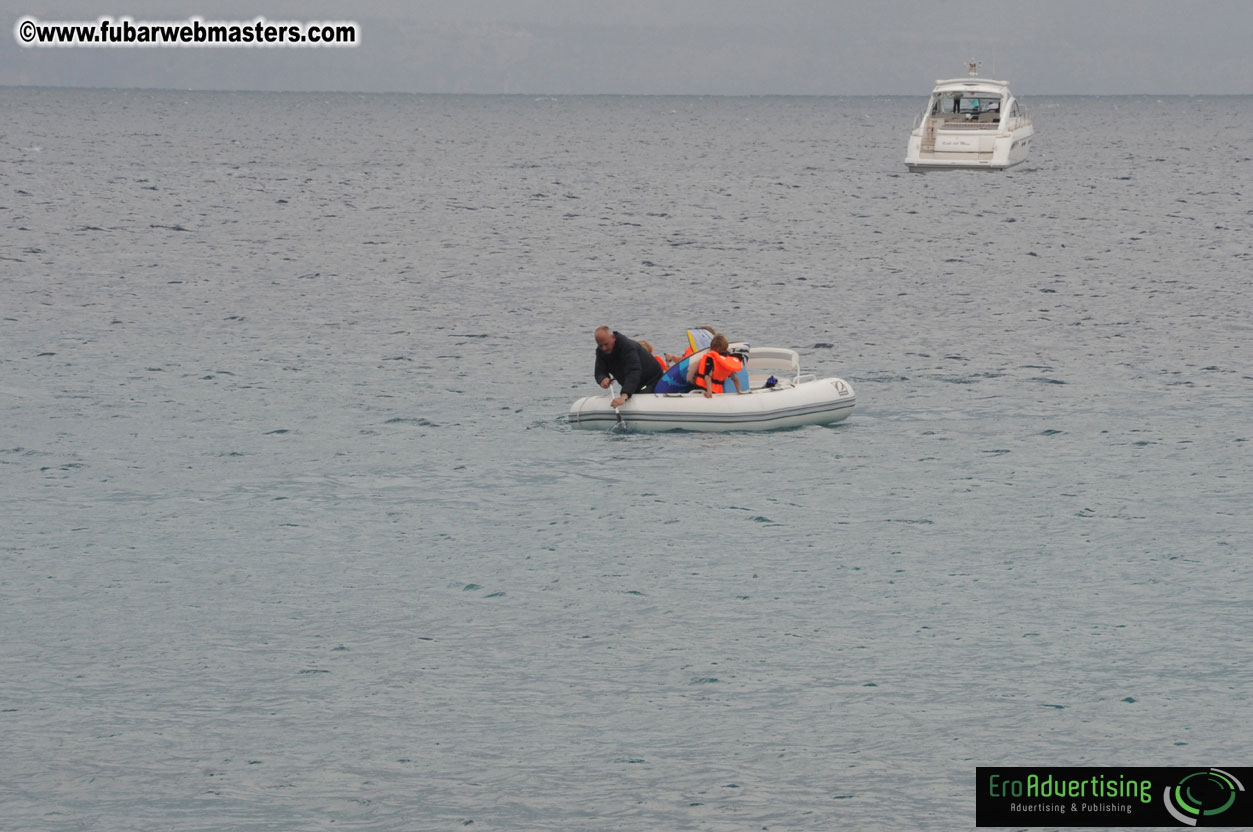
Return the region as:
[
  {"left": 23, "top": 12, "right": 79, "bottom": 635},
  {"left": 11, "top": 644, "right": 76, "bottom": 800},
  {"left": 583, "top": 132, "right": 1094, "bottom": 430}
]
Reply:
[{"left": 905, "top": 62, "right": 1033, "bottom": 171}]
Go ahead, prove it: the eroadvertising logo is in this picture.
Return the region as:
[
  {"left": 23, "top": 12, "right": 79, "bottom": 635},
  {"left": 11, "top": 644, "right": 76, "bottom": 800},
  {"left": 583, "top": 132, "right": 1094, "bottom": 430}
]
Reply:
[{"left": 976, "top": 767, "right": 1250, "bottom": 827}]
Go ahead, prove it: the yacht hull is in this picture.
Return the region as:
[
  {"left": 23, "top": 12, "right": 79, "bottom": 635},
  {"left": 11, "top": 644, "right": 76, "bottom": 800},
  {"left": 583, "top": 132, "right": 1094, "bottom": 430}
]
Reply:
[{"left": 905, "top": 125, "right": 1033, "bottom": 171}]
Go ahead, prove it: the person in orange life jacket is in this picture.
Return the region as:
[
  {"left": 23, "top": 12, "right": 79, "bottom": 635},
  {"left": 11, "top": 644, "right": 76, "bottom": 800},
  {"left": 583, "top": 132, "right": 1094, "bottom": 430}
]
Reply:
[
  {"left": 692, "top": 334, "right": 744, "bottom": 398},
  {"left": 637, "top": 340, "right": 668, "bottom": 374},
  {"left": 594, "top": 326, "right": 664, "bottom": 408}
]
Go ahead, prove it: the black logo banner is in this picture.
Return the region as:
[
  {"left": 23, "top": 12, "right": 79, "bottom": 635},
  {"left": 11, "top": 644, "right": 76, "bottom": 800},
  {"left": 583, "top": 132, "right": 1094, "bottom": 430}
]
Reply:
[{"left": 976, "top": 767, "right": 1250, "bottom": 827}]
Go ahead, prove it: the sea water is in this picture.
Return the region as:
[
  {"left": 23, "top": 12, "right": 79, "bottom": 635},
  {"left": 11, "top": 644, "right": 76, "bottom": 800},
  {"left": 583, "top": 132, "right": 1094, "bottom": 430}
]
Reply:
[{"left": 2, "top": 89, "right": 1250, "bottom": 830}]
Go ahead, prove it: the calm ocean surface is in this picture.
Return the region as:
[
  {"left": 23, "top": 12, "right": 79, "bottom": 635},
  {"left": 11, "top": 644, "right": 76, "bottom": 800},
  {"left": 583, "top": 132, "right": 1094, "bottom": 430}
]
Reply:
[{"left": 2, "top": 89, "right": 1250, "bottom": 830}]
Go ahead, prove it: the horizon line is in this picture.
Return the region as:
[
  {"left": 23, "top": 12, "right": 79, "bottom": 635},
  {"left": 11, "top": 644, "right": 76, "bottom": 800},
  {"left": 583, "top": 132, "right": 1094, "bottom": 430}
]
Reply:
[{"left": 3, "top": 83, "right": 1249, "bottom": 98}]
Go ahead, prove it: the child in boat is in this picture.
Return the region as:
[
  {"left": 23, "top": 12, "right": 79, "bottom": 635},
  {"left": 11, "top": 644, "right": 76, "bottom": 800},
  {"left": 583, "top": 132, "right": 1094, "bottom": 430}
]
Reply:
[
  {"left": 636, "top": 340, "right": 668, "bottom": 374},
  {"left": 654, "top": 333, "right": 744, "bottom": 396},
  {"left": 693, "top": 334, "right": 744, "bottom": 398}
]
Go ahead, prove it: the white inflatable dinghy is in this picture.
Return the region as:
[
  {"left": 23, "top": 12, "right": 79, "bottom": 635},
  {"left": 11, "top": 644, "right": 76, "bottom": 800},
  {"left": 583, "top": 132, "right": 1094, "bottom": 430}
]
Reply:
[{"left": 569, "top": 347, "right": 855, "bottom": 432}]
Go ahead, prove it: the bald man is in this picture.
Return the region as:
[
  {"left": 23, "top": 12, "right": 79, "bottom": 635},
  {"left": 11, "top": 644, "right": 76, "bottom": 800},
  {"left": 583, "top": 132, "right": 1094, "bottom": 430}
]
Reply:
[{"left": 593, "top": 326, "right": 663, "bottom": 408}]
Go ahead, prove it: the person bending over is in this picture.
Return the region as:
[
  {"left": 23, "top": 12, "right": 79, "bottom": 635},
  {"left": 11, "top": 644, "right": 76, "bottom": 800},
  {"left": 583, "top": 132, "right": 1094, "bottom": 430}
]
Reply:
[{"left": 593, "top": 326, "right": 664, "bottom": 408}]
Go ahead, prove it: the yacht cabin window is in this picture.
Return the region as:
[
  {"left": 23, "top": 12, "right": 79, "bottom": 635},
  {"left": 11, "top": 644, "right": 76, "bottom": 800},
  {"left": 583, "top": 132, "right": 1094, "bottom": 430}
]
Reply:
[{"left": 931, "top": 92, "right": 1003, "bottom": 120}]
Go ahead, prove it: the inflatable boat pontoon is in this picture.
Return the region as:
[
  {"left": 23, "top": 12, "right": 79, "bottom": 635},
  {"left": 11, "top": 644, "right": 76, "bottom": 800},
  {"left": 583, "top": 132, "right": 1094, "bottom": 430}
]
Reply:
[{"left": 569, "top": 347, "right": 855, "bottom": 432}]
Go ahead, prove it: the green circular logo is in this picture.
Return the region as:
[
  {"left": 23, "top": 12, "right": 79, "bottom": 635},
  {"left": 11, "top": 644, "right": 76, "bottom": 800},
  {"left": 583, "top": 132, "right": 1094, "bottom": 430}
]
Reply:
[{"left": 1164, "top": 769, "right": 1244, "bottom": 826}]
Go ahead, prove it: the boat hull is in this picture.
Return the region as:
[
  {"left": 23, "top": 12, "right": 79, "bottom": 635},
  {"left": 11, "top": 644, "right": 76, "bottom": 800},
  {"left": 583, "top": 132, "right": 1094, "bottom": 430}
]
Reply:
[
  {"left": 905, "top": 124, "right": 1033, "bottom": 171},
  {"left": 569, "top": 377, "right": 856, "bottom": 432}
]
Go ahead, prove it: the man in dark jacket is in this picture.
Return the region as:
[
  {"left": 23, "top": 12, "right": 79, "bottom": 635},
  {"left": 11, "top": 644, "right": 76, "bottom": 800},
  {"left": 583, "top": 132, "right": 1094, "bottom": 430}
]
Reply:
[{"left": 594, "top": 326, "right": 663, "bottom": 408}]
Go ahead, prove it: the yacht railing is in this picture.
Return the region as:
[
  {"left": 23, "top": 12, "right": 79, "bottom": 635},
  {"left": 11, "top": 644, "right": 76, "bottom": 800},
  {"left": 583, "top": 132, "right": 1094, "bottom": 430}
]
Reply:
[
  {"left": 914, "top": 114, "right": 1004, "bottom": 132},
  {"left": 937, "top": 120, "right": 1001, "bottom": 130}
]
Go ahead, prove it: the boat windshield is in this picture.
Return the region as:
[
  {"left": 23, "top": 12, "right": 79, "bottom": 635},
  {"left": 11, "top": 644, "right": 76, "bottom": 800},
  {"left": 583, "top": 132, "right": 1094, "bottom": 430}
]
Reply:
[{"left": 931, "top": 93, "right": 1002, "bottom": 118}]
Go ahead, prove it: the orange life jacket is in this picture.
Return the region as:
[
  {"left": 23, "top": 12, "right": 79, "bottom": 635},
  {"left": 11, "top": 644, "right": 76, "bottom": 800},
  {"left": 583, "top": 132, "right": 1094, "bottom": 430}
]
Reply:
[
  {"left": 652, "top": 354, "right": 667, "bottom": 373},
  {"left": 692, "top": 350, "right": 743, "bottom": 394}
]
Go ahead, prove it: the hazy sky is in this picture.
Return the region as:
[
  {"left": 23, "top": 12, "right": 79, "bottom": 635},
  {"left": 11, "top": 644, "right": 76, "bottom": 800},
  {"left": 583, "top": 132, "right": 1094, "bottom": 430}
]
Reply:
[{"left": 4, "top": 0, "right": 1252, "bottom": 95}]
